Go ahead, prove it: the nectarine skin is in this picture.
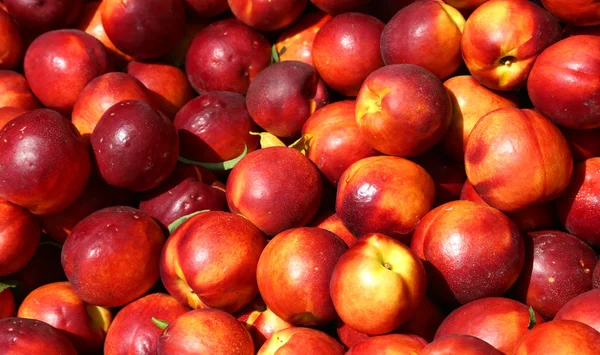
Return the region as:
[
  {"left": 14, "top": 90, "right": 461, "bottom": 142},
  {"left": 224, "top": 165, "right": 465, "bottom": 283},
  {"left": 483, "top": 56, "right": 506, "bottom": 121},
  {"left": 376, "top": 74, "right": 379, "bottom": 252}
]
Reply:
[
  {"left": 102, "top": 0, "right": 185, "bottom": 59},
  {"left": 0, "top": 107, "right": 27, "bottom": 130},
  {"left": 0, "top": 8, "right": 22, "bottom": 70},
  {"left": 435, "top": 297, "right": 545, "bottom": 354},
  {"left": 104, "top": 293, "right": 189, "bottom": 355},
  {"left": 0, "top": 288, "right": 14, "bottom": 319},
  {"left": 3, "top": 0, "right": 82, "bottom": 34},
  {"left": 461, "top": 0, "right": 561, "bottom": 91},
  {"left": 184, "top": 0, "right": 229, "bottom": 19},
  {"left": 257, "top": 228, "right": 347, "bottom": 326},
  {"left": 381, "top": 0, "right": 465, "bottom": 80},
  {"left": 311, "top": 211, "right": 358, "bottom": 248},
  {"left": 24, "top": 29, "right": 109, "bottom": 114},
  {"left": 247, "top": 61, "right": 328, "bottom": 138},
  {"left": 411, "top": 201, "right": 524, "bottom": 305},
  {"left": 421, "top": 335, "right": 504, "bottom": 355},
  {"left": 512, "top": 231, "right": 598, "bottom": 319},
  {"left": 185, "top": 19, "right": 271, "bottom": 94},
  {"left": 0, "top": 109, "right": 91, "bottom": 215},
  {"left": 465, "top": 108, "right": 573, "bottom": 213},
  {"left": 0, "top": 200, "right": 39, "bottom": 276},
  {"left": 17, "top": 282, "right": 112, "bottom": 354},
  {"left": 62, "top": 207, "right": 166, "bottom": 307},
  {"left": 275, "top": 12, "right": 331, "bottom": 66},
  {"left": 555, "top": 289, "right": 600, "bottom": 333},
  {"left": 302, "top": 101, "right": 379, "bottom": 186},
  {"left": 91, "top": 100, "right": 179, "bottom": 192},
  {"left": 228, "top": 0, "right": 307, "bottom": 31},
  {"left": 226, "top": 147, "right": 322, "bottom": 236},
  {"left": 346, "top": 334, "right": 427, "bottom": 355},
  {"left": 513, "top": 320, "right": 600, "bottom": 355},
  {"left": 236, "top": 297, "right": 294, "bottom": 351},
  {"left": 310, "top": 0, "right": 369, "bottom": 14},
  {"left": 528, "top": 35, "right": 600, "bottom": 129},
  {"left": 312, "top": 12, "right": 384, "bottom": 96},
  {"left": 336, "top": 156, "right": 435, "bottom": 242},
  {"left": 0, "top": 317, "right": 77, "bottom": 355},
  {"left": 160, "top": 211, "right": 267, "bottom": 312},
  {"left": 355, "top": 64, "right": 452, "bottom": 157},
  {"left": 0, "top": 70, "right": 41, "bottom": 110},
  {"left": 561, "top": 127, "right": 600, "bottom": 162},
  {"left": 257, "top": 327, "right": 345, "bottom": 355},
  {"left": 158, "top": 309, "right": 255, "bottom": 355},
  {"left": 541, "top": 0, "right": 600, "bottom": 26},
  {"left": 557, "top": 158, "right": 600, "bottom": 247}
]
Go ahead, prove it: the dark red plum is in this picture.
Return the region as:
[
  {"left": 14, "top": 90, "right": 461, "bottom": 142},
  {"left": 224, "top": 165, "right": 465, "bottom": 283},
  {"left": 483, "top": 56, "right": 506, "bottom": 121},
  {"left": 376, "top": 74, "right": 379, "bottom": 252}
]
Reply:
[{"left": 91, "top": 100, "right": 179, "bottom": 192}]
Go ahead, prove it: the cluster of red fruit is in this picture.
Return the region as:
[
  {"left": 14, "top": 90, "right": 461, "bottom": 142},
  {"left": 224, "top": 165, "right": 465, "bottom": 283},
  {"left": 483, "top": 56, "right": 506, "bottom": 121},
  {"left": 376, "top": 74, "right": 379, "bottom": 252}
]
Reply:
[{"left": 1, "top": 0, "right": 600, "bottom": 354}]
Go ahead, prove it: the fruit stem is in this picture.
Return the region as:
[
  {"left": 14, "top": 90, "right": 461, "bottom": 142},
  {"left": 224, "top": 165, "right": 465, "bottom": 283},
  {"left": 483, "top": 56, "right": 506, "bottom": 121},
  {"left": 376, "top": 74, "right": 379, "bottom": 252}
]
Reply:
[{"left": 384, "top": 262, "right": 392, "bottom": 270}]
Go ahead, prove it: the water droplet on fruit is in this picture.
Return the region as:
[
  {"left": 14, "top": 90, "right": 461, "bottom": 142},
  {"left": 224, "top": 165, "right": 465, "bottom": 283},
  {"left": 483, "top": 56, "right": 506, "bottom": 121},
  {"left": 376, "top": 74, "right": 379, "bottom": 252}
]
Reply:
[
  {"left": 100, "top": 138, "right": 103, "bottom": 143},
  {"left": 584, "top": 268, "right": 591, "bottom": 274},
  {"left": 7, "top": 328, "right": 13, "bottom": 332},
  {"left": 133, "top": 215, "right": 140, "bottom": 220},
  {"left": 18, "top": 136, "right": 23, "bottom": 140}
]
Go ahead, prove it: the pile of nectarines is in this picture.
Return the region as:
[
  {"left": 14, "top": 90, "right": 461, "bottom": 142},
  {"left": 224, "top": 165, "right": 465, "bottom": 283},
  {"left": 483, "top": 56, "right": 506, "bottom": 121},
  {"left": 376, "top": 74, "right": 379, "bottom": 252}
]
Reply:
[{"left": 1, "top": 0, "right": 600, "bottom": 354}]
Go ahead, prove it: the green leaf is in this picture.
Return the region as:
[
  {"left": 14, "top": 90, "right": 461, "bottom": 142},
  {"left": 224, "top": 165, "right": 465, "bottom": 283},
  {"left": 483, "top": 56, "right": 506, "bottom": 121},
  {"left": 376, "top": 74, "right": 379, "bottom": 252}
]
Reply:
[
  {"left": 152, "top": 317, "right": 169, "bottom": 330},
  {"left": 271, "top": 45, "right": 280, "bottom": 63},
  {"left": 178, "top": 144, "right": 248, "bottom": 171},
  {"left": 0, "top": 283, "right": 16, "bottom": 293},
  {"left": 168, "top": 210, "right": 209, "bottom": 234},
  {"left": 527, "top": 306, "right": 537, "bottom": 330},
  {"left": 38, "top": 240, "right": 63, "bottom": 249}
]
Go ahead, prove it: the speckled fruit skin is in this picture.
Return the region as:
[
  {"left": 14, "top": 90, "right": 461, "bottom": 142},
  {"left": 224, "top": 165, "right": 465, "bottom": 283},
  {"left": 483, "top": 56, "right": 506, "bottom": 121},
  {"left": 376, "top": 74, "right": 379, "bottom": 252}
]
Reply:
[
  {"left": 336, "top": 156, "right": 435, "bottom": 243},
  {"left": 434, "top": 297, "right": 545, "bottom": 354},
  {"left": 184, "top": 0, "right": 229, "bottom": 19},
  {"left": 461, "top": 0, "right": 561, "bottom": 91},
  {"left": 310, "top": 0, "right": 369, "bottom": 14},
  {"left": 257, "top": 228, "right": 347, "bottom": 326},
  {"left": 513, "top": 320, "right": 600, "bottom": 355},
  {"left": 302, "top": 101, "right": 379, "bottom": 186},
  {"left": 175, "top": 92, "right": 259, "bottom": 163},
  {"left": 61, "top": 207, "right": 166, "bottom": 307},
  {"left": 235, "top": 297, "right": 294, "bottom": 351},
  {"left": 72, "top": 72, "right": 155, "bottom": 143},
  {"left": 528, "top": 36, "right": 600, "bottom": 129},
  {"left": 226, "top": 147, "right": 322, "bottom": 237},
  {"left": 512, "top": 231, "right": 597, "bottom": 319},
  {"left": 312, "top": 12, "right": 384, "bottom": 96},
  {"left": 557, "top": 158, "right": 600, "bottom": 247},
  {"left": 185, "top": 19, "right": 271, "bottom": 95},
  {"left": 556, "top": 289, "right": 600, "bottom": 333},
  {"left": 0, "top": 9, "right": 22, "bottom": 70},
  {"left": 330, "top": 234, "right": 427, "bottom": 336},
  {"left": 0, "top": 70, "right": 41, "bottom": 110},
  {"left": 0, "top": 288, "right": 14, "bottom": 319},
  {"left": 465, "top": 108, "right": 573, "bottom": 213},
  {"left": 3, "top": 0, "right": 82, "bottom": 34},
  {"left": 91, "top": 100, "right": 179, "bottom": 192},
  {"left": 76, "top": 1, "right": 133, "bottom": 68},
  {"left": 160, "top": 211, "right": 267, "bottom": 312},
  {"left": 126, "top": 61, "right": 194, "bottom": 119},
  {"left": 346, "top": 334, "right": 427, "bottom": 355},
  {"left": 541, "top": 0, "right": 600, "bottom": 26},
  {"left": 228, "top": 0, "right": 307, "bottom": 31},
  {"left": 355, "top": 64, "right": 452, "bottom": 157},
  {"left": 0, "top": 200, "right": 39, "bottom": 276},
  {"left": 104, "top": 293, "right": 189, "bottom": 355},
  {"left": 139, "top": 165, "right": 227, "bottom": 230},
  {"left": 17, "top": 282, "right": 112, "bottom": 354},
  {"left": 381, "top": 0, "right": 465, "bottom": 80},
  {"left": 247, "top": 61, "right": 328, "bottom": 138},
  {"left": 411, "top": 201, "right": 524, "bottom": 306},
  {"left": 24, "top": 29, "right": 109, "bottom": 115},
  {"left": 0, "top": 107, "right": 26, "bottom": 130},
  {"left": 101, "top": 0, "right": 184, "bottom": 59},
  {"left": 441, "top": 75, "right": 519, "bottom": 161},
  {"left": 460, "top": 180, "right": 557, "bottom": 232},
  {"left": 40, "top": 177, "right": 135, "bottom": 244},
  {"left": 0, "top": 317, "right": 77, "bottom": 355},
  {"left": 257, "top": 327, "right": 345, "bottom": 355},
  {"left": 158, "top": 308, "right": 255, "bottom": 355},
  {"left": 421, "top": 335, "right": 504, "bottom": 355},
  {"left": 275, "top": 12, "right": 331, "bottom": 66},
  {"left": 0, "top": 109, "right": 91, "bottom": 215}
]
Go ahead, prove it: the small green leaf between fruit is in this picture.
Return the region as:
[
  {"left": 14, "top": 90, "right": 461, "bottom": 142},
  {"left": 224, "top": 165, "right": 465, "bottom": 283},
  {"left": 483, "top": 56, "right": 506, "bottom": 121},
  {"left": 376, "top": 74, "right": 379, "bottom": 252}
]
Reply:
[
  {"left": 178, "top": 144, "right": 248, "bottom": 171},
  {"left": 168, "top": 210, "right": 210, "bottom": 234},
  {"left": 527, "top": 306, "right": 536, "bottom": 330},
  {"left": 38, "top": 240, "right": 64, "bottom": 249},
  {"left": 0, "top": 283, "right": 16, "bottom": 293},
  {"left": 152, "top": 317, "right": 169, "bottom": 330}
]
